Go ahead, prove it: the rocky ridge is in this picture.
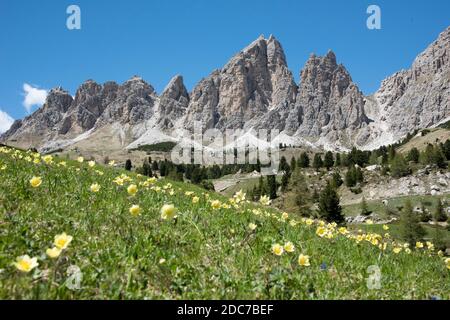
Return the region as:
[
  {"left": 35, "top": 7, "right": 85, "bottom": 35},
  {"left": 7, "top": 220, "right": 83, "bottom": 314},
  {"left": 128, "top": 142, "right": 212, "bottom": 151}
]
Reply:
[{"left": 2, "top": 27, "right": 449, "bottom": 153}]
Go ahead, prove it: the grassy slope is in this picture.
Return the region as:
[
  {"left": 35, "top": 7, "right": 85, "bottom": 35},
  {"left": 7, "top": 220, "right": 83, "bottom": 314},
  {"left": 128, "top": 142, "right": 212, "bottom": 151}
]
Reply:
[
  {"left": 342, "top": 194, "right": 450, "bottom": 217},
  {"left": 397, "top": 128, "right": 450, "bottom": 153},
  {"left": 0, "top": 148, "right": 449, "bottom": 299}
]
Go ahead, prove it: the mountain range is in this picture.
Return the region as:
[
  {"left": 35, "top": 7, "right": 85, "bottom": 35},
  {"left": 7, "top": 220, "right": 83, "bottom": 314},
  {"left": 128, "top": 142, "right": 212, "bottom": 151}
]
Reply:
[{"left": 2, "top": 26, "right": 449, "bottom": 154}]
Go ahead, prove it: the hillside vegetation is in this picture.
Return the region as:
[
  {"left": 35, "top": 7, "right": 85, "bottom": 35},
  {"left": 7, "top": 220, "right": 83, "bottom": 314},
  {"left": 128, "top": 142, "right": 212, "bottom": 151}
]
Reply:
[{"left": 0, "top": 147, "right": 449, "bottom": 299}]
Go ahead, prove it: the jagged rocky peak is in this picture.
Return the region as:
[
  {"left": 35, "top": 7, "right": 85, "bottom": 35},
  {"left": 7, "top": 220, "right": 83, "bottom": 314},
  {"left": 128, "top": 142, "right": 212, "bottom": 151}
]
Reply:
[
  {"left": 185, "top": 34, "right": 297, "bottom": 131},
  {"left": 1, "top": 85, "right": 74, "bottom": 146},
  {"left": 157, "top": 75, "right": 190, "bottom": 129},
  {"left": 73, "top": 79, "right": 101, "bottom": 104},
  {"left": 369, "top": 26, "right": 450, "bottom": 144},
  {"left": 296, "top": 50, "right": 368, "bottom": 138},
  {"left": 300, "top": 49, "right": 349, "bottom": 92},
  {"left": 413, "top": 26, "right": 449, "bottom": 73},
  {"left": 2, "top": 27, "right": 449, "bottom": 153},
  {"left": 161, "top": 74, "right": 189, "bottom": 101},
  {"left": 44, "top": 86, "right": 73, "bottom": 113},
  {"left": 119, "top": 75, "right": 155, "bottom": 98}
]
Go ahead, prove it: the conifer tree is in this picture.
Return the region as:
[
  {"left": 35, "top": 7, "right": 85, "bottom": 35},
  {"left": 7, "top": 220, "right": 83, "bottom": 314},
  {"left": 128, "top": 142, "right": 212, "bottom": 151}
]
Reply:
[
  {"left": 267, "top": 175, "right": 277, "bottom": 200},
  {"left": 125, "top": 159, "right": 132, "bottom": 171},
  {"left": 318, "top": 182, "right": 344, "bottom": 224},
  {"left": 285, "top": 168, "right": 311, "bottom": 216},
  {"left": 313, "top": 154, "right": 323, "bottom": 171},
  {"left": 399, "top": 200, "right": 426, "bottom": 247},
  {"left": 298, "top": 152, "right": 310, "bottom": 168},
  {"left": 324, "top": 151, "right": 334, "bottom": 170}
]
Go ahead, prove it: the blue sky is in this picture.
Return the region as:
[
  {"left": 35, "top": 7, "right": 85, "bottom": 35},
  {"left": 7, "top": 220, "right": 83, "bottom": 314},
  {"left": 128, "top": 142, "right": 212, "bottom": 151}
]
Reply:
[{"left": 0, "top": 0, "right": 449, "bottom": 130}]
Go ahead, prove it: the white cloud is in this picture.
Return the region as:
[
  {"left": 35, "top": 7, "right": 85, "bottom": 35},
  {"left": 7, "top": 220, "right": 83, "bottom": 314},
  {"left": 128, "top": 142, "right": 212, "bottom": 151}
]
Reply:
[
  {"left": 0, "top": 109, "right": 14, "bottom": 133},
  {"left": 23, "top": 83, "right": 47, "bottom": 113}
]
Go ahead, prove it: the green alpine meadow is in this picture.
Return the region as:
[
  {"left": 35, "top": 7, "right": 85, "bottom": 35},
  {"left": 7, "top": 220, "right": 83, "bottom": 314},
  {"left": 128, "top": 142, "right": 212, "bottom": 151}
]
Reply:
[{"left": 0, "top": 146, "right": 448, "bottom": 299}]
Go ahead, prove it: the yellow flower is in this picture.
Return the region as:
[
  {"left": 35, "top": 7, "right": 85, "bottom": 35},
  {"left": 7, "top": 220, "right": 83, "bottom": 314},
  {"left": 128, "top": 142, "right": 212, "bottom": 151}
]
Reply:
[
  {"left": 192, "top": 196, "right": 199, "bottom": 204},
  {"left": 113, "top": 177, "right": 124, "bottom": 186},
  {"left": 147, "top": 177, "right": 157, "bottom": 184},
  {"left": 248, "top": 223, "right": 257, "bottom": 231},
  {"left": 393, "top": 247, "right": 402, "bottom": 254},
  {"left": 13, "top": 255, "right": 39, "bottom": 273},
  {"left": 77, "top": 156, "right": 84, "bottom": 163},
  {"left": 90, "top": 183, "right": 101, "bottom": 193},
  {"left": 129, "top": 205, "right": 141, "bottom": 217},
  {"left": 438, "top": 250, "right": 444, "bottom": 257},
  {"left": 42, "top": 155, "right": 53, "bottom": 164},
  {"left": 338, "top": 227, "right": 349, "bottom": 235},
  {"left": 272, "top": 244, "right": 284, "bottom": 256},
  {"left": 185, "top": 191, "right": 194, "bottom": 196},
  {"left": 445, "top": 258, "right": 450, "bottom": 270},
  {"left": 289, "top": 220, "right": 298, "bottom": 227},
  {"left": 284, "top": 242, "right": 295, "bottom": 253},
  {"left": 305, "top": 218, "right": 314, "bottom": 226},
  {"left": 405, "top": 248, "right": 412, "bottom": 254},
  {"left": 426, "top": 241, "right": 434, "bottom": 251},
  {"left": 127, "top": 184, "right": 138, "bottom": 196},
  {"left": 211, "top": 200, "right": 221, "bottom": 210},
  {"left": 54, "top": 232, "right": 73, "bottom": 250},
  {"left": 316, "top": 226, "right": 328, "bottom": 238},
  {"left": 252, "top": 209, "right": 261, "bottom": 216},
  {"left": 46, "top": 247, "right": 62, "bottom": 259},
  {"left": 382, "top": 225, "right": 389, "bottom": 230},
  {"left": 87, "top": 160, "right": 95, "bottom": 167},
  {"left": 108, "top": 160, "right": 116, "bottom": 166},
  {"left": 159, "top": 258, "right": 166, "bottom": 264},
  {"left": 59, "top": 161, "right": 67, "bottom": 167},
  {"left": 415, "top": 241, "right": 424, "bottom": 249},
  {"left": 259, "top": 195, "right": 271, "bottom": 206},
  {"left": 281, "top": 212, "right": 289, "bottom": 220},
  {"left": 29, "top": 176, "right": 42, "bottom": 188},
  {"left": 160, "top": 204, "right": 178, "bottom": 220},
  {"left": 366, "top": 219, "right": 373, "bottom": 225},
  {"left": 233, "top": 190, "right": 246, "bottom": 203},
  {"left": 298, "top": 254, "right": 310, "bottom": 267}
]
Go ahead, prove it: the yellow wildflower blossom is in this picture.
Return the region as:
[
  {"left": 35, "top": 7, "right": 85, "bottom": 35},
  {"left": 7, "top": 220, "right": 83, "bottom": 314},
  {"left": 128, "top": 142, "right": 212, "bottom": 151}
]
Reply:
[
  {"left": 129, "top": 205, "right": 141, "bottom": 217},
  {"left": 13, "top": 255, "right": 39, "bottom": 273},
  {"left": 298, "top": 254, "right": 310, "bottom": 267},
  {"left": 259, "top": 195, "right": 271, "bottom": 206},
  {"left": 272, "top": 244, "right": 284, "bottom": 256},
  {"left": 29, "top": 176, "right": 42, "bottom": 188},
  {"left": 90, "top": 183, "right": 101, "bottom": 193},
  {"left": 54, "top": 232, "right": 73, "bottom": 250},
  {"left": 127, "top": 184, "right": 138, "bottom": 196},
  {"left": 160, "top": 204, "right": 178, "bottom": 220},
  {"left": 46, "top": 247, "right": 62, "bottom": 259},
  {"left": 284, "top": 242, "right": 295, "bottom": 253}
]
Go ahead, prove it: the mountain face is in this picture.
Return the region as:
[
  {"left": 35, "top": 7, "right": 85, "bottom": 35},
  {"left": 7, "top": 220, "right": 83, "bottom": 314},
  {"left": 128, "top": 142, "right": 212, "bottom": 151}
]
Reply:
[
  {"left": 2, "top": 27, "right": 450, "bottom": 153},
  {"left": 184, "top": 35, "right": 297, "bottom": 131}
]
